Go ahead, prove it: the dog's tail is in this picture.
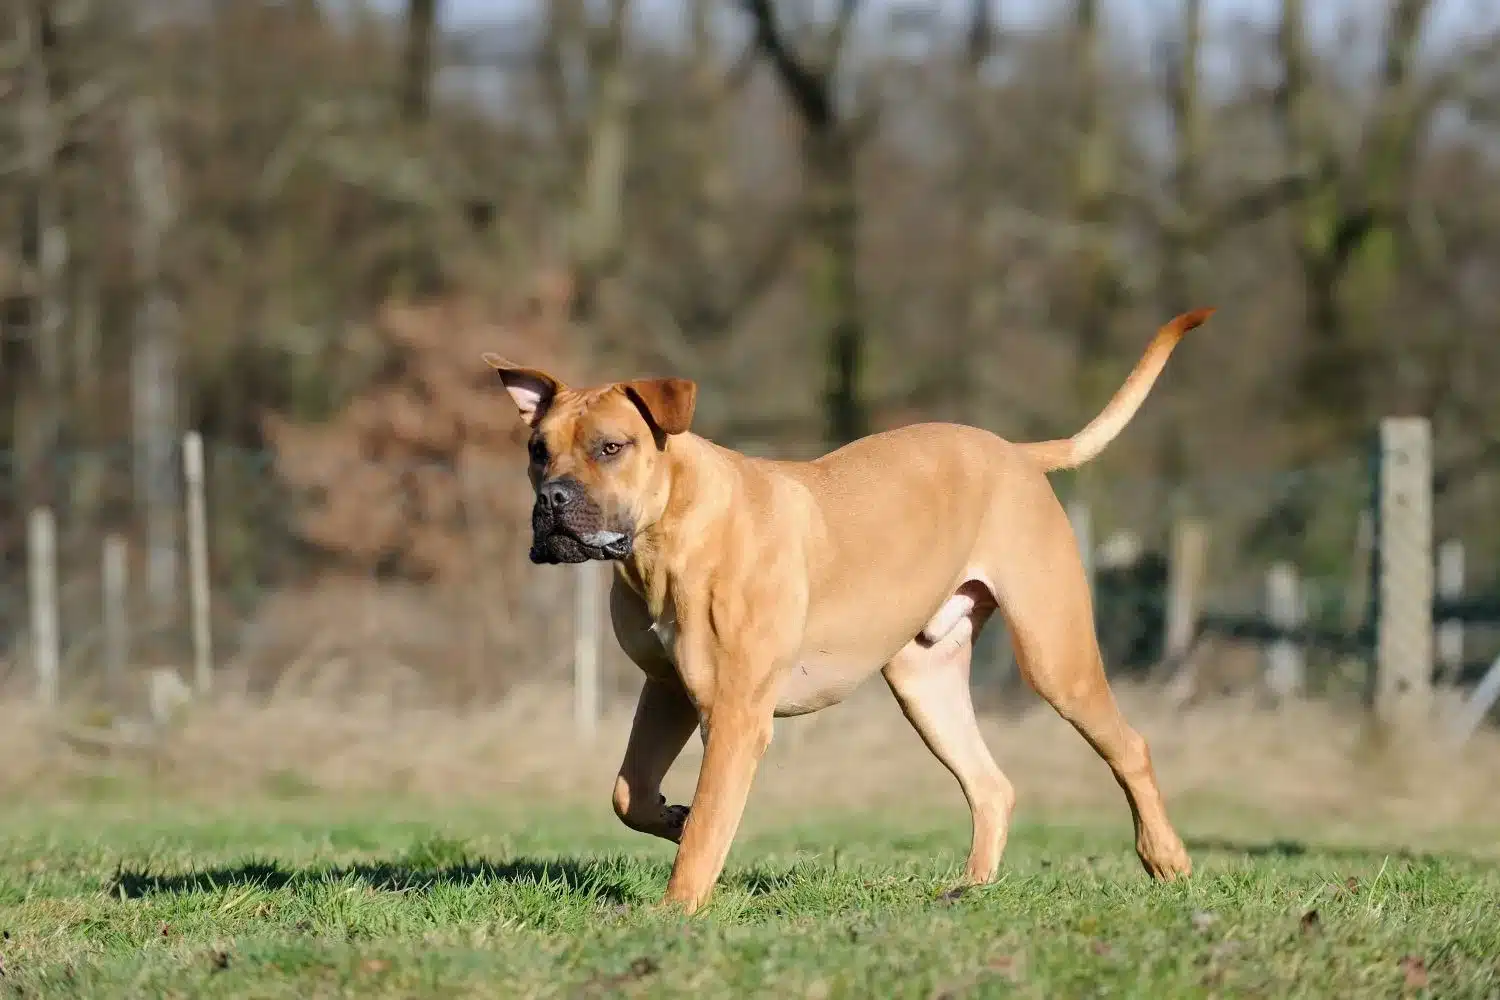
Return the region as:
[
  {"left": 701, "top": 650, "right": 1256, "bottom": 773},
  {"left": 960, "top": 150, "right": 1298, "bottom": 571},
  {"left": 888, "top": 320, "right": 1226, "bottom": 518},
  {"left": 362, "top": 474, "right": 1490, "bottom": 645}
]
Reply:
[{"left": 1020, "top": 308, "right": 1214, "bottom": 472}]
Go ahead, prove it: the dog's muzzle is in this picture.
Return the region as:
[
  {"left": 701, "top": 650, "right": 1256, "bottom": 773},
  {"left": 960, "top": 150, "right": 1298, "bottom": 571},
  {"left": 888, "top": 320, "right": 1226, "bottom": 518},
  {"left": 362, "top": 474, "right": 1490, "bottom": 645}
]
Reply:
[{"left": 529, "top": 476, "right": 632, "bottom": 564}]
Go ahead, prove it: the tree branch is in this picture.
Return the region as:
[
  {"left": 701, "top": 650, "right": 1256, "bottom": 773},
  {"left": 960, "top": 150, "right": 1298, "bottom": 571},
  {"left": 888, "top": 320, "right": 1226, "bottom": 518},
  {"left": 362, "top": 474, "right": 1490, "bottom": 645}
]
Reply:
[
  {"left": 1198, "top": 166, "right": 1328, "bottom": 236},
  {"left": 824, "top": 0, "right": 861, "bottom": 76},
  {"left": 742, "top": 0, "right": 832, "bottom": 127}
]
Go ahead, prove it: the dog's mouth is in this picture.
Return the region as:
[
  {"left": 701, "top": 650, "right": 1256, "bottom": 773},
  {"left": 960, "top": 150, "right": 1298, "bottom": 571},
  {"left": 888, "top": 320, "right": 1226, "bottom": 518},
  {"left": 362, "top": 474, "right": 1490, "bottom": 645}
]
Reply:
[
  {"left": 531, "top": 528, "right": 632, "bottom": 564},
  {"left": 529, "top": 505, "right": 633, "bottom": 565}
]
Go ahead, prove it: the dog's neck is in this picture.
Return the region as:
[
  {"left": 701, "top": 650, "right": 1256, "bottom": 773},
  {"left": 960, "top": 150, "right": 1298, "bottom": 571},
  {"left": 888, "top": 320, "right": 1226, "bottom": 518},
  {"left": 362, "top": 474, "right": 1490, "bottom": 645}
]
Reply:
[{"left": 614, "top": 432, "right": 740, "bottom": 618}]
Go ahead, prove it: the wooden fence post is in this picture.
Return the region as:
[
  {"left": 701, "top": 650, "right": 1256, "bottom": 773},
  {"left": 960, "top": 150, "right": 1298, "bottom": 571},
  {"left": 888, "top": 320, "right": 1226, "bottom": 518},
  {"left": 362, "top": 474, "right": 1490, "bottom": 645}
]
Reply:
[
  {"left": 1372, "top": 416, "right": 1433, "bottom": 733},
  {"left": 1264, "top": 561, "right": 1304, "bottom": 700},
  {"left": 28, "top": 508, "right": 59, "bottom": 708},
  {"left": 1164, "top": 517, "right": 1208, "bottom": 663},
  {"left": 574, "top": 561, "right": 603, "bottom": 739},
  {"left": 1435, "top": 539, "right": 1465, "bottom": 685},
  {"left": 103, "top": 534, "right": 129, "bottom": 702},
  {"left": 184, "top": 431, "right": 214, "bottom": 695}
]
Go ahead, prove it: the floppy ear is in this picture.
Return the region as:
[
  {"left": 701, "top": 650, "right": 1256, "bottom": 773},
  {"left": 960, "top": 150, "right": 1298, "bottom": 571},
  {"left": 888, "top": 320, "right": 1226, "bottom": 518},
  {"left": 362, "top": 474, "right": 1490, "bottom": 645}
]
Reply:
[
  {"left": 483, "top": 354, "right": 564, "bottom": 428},
  {"left": 623, "top": 377, "right": 697, "bottom": 439}
]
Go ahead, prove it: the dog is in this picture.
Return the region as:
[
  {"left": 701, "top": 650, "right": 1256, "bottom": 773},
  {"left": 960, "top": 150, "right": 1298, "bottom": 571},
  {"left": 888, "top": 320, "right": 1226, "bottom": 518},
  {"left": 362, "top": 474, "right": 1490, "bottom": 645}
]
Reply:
[{"left": 485, "top": 307, "right": 1211, "bottom": 913}]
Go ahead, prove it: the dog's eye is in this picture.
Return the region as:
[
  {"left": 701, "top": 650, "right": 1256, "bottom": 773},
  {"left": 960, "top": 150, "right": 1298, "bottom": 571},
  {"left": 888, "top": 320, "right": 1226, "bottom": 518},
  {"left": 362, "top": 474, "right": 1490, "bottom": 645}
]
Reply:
[
  {"left": 527, "top": 438, "right": 548, "bottom": 465},
  {"left": 598, "top": 440, "right": 626, "bottom": 459}
]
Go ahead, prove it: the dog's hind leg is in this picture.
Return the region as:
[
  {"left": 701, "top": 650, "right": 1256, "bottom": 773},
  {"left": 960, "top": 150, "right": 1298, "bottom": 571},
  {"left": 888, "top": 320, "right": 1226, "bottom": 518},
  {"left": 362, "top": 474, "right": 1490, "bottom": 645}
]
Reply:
[
  {"left": 995, "top": 504, "right": 1192, "bottom": 880},
  {"left": 884, "top": 607, "right": 1015, "bottom": 884}
]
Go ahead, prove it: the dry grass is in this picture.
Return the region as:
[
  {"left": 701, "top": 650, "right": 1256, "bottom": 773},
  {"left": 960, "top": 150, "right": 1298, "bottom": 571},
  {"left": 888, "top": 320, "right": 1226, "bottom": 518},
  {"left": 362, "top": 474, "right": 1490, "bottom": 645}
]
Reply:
[{"left": 2, "top": 673, "right": 1497, "bottom": 851}]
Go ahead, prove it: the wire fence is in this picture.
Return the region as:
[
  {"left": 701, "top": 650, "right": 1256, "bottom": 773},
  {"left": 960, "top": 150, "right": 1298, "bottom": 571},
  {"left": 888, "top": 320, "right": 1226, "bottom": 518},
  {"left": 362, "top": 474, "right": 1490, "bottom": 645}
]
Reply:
[{"left": 1, "top": 425, "right": 1497, "bottom": 730}]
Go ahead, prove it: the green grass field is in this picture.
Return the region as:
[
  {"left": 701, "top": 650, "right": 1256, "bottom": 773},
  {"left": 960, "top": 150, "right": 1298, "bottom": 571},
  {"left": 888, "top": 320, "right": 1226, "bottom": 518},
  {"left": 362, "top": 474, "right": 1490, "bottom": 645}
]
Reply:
[{"left": 0, "top": 797, "right": 1496, "bottom": 998}]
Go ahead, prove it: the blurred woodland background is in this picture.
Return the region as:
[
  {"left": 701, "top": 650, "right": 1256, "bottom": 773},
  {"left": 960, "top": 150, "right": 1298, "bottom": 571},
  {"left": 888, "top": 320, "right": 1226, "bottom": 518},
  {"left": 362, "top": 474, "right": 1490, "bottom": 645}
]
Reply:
[{"left": 1, "top": 0, "right": 1498, "bottom": 715}]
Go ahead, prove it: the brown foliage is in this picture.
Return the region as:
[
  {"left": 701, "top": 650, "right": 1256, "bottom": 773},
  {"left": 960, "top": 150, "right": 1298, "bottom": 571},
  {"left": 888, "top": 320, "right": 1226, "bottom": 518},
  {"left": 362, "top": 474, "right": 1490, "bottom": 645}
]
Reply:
[{"left": 264, "top": 283, "right": 573, "bottom": 583}]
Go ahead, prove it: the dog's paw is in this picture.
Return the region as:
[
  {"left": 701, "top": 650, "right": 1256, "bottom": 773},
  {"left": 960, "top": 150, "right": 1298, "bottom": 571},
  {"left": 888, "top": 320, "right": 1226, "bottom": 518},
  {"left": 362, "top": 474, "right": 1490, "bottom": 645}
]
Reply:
[
  {"left": 662, "top": 803, "right": 690, "bottom": 842},
  {"left": 1137, "top": 834, "right": 1192, "bottom": 881}
]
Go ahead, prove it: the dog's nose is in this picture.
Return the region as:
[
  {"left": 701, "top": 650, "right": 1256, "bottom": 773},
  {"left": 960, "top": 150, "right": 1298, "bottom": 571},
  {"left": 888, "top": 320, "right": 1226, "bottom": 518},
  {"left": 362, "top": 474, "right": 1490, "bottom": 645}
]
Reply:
[{"left": 537, "top": 480, "right": 574, "bottom": 511}]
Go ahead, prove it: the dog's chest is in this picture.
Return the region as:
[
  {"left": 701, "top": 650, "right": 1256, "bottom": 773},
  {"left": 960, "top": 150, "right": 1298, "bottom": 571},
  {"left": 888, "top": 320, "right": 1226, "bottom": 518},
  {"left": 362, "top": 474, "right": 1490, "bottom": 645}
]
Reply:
[{"left": 648, "top": 614, "right": 866, "bottom": 718}]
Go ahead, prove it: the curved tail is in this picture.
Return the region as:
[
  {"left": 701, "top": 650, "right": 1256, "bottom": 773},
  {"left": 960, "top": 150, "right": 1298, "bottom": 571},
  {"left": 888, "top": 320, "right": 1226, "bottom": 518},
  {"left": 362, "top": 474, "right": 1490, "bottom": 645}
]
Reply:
[{"left": 1021, "top": 308, "right": 1215, "bottom": 472}]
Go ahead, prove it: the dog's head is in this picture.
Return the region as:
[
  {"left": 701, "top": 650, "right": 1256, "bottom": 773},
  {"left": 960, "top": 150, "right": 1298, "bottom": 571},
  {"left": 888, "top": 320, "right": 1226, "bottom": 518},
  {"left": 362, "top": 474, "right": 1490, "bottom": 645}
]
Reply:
[{"left": 484, "top": 354, "right": 696, "bottom": 565}]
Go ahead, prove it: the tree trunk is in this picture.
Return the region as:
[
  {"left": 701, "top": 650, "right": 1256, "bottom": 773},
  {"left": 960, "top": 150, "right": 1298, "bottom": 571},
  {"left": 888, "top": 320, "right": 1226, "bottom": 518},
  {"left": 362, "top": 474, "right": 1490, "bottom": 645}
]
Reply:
[
  {"left": 952, "top": 0, "right": 996, "bottom": 428},
  {"left": 16, "top": 1, "right": 69, "bottom": 514},
  {"left": 806, "top": 130, "right": 864, "bottom": 444},
  {"left": 1067, "top": 0, "right": 1117, "bottom": 506},
  {"left": 742, "top": 0, "right": 866, "bottom": 447},
  {"left": 1157, "top": 0, "right": 1204, "bottom": 486},
  {"left": 401, "top": 0, "right": 438, "bottom": 124},
  {"left": 1279, "top": 0, "right": 1432, "bottom": 452},
  {"left": 562, "top": 0, "right": 632, "bottom": 328},
  {"left": 1160, "top": 0, "right": 1202, "bottom": 320},
  {"left": 126, "top": 98, "right": 182, "bottom": 620}
]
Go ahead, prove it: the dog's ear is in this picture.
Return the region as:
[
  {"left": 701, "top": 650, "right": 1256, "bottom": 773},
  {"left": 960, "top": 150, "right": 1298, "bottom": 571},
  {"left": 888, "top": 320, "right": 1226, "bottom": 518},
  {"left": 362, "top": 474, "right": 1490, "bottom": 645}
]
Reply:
[
  {"left": 484, "top": 354, "right": 564, "bottom": 428},
  {"left": 623, "top": 377, "right": 697, "bottom": 440}
]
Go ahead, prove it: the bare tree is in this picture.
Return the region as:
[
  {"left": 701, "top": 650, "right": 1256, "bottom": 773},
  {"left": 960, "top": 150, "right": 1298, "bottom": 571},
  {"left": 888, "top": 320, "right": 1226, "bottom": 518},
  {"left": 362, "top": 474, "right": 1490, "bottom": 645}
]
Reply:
[
  {"left": 1062, "top": 0, "right": 1124, "bottom": 505},
  {"left": 620, "top": 0, "right": 799, "bottom": 407},
  {"left": 744, "top": 0, "right": 871, "bottom": 445},
  {"left": 949, "top": 0, "right": 999, "bottom": 428},
  {"left": 125, "top": 96, "right": 181, "bottom": 618},
  {"left": 401, "top": 0, "right": 439, "bottom": 124},
  {"left": 14, "top": 0, "right": 69, "bottom": 513},
  {"left": 539, "top": 0, "right": 634, "bottom": 323},
  {"left": 1275, "top": 0, "right": 1495, "bottom": 451}
]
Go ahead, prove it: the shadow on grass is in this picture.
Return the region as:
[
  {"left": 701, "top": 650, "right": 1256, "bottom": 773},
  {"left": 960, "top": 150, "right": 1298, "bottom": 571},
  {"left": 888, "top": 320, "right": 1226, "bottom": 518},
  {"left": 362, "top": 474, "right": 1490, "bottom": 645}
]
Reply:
[
  {"left": 1185, "top": 837, "right": 1448, "bottom": 865},
  {"left": 110, "top": 858, "right": 809, "bottom": 905},
  {"left": 110, "top": 857, "right": 644, "bottom": 904}
]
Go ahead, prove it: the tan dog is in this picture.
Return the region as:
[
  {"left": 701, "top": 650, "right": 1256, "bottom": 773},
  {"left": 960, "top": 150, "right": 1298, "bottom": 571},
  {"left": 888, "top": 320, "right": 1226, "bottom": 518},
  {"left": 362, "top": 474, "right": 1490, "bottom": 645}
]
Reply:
[{"left": 486, "top": 307, "right": 1212, "bottom": 914}]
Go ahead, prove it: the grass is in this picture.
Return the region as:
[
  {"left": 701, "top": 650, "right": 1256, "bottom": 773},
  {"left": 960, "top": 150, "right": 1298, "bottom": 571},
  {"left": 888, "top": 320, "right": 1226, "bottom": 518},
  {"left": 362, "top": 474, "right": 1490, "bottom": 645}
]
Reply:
[{"left": 0, "top": 797, "right": 1497, "bottom": 998}]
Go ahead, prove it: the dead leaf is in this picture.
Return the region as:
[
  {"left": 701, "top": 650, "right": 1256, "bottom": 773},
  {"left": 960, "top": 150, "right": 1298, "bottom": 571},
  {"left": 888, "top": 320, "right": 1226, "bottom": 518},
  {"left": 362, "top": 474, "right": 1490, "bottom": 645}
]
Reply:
[
  {"left": 1399, "top": 955, "right": 1428, "bottom": 989},
  {"left": 361, "top": 959, "right": 391, "bottom": 975},
  {"left": 1300, "top": 909, "right": 1321, "bottom": 934},
  {"left": 1345, "top": 876, "right": 1360, "bottom": 893},
  {"left": 938, "top": 886, "right": 969, "bottom": 904},
  {"left": 210, "top": 950, "right": 230, "bottom": 972},
  {"left": 159, "top": 922, "right": 171, "bottom": 938},
  {"left": 1090, "top": 940, "right": 1112, "bottom": 958},
  {"left": 1191, "top": 910, "right": 1218, "bottom": 932}
]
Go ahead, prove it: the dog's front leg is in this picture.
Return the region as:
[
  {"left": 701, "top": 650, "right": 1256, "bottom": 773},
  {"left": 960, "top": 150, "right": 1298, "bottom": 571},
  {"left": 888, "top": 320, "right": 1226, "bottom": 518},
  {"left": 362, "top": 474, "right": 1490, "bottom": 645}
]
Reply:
[
  {"left": 659, "top": 679, "right": 776, "bottom": 915},
  {"left": 612, "top": 678, "right": 699, "bottom": 842}
]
